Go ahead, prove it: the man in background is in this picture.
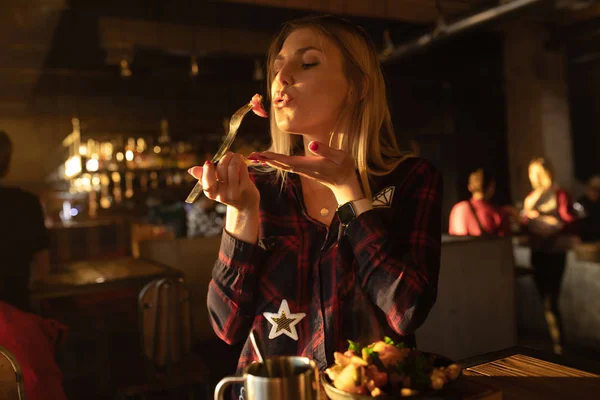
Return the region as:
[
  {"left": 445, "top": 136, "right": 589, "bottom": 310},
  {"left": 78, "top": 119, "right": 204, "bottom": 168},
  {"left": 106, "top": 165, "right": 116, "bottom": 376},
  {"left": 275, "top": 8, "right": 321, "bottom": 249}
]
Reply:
[
  {"left": 449, "top": 168, "right": 511, "bottom": 237},
  {"left": 185, "top": 194, "right": 224, "bottom": 238},
  {"left": 0, "top": 130, "right": 50, "bottom": 312}
]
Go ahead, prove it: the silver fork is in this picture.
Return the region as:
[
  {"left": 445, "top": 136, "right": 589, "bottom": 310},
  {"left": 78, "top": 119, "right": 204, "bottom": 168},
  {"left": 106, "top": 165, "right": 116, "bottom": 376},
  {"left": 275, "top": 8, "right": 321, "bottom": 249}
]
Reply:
[{"left": 185, "top": 101, "right": 254, "bottom": 204}]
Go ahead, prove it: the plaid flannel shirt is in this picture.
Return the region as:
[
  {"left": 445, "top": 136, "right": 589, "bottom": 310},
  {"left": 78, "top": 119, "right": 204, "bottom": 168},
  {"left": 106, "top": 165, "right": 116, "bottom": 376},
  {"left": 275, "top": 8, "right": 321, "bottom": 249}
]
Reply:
[{"left": 207, "top": 157, "right": 442, "bottom": 373}]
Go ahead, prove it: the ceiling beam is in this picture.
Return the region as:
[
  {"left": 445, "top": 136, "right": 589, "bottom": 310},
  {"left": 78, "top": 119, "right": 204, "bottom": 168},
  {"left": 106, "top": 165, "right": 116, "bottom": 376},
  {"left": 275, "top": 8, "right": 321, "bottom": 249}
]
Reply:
[
  {"left": 216, "top": 0, "right": 477, "bottom": 24},
  {"left": 98, "top": 17, "right": 274, "bottom": 63},
  {"left": 560, "top": 3, "right": 600, "bottom": 25}
]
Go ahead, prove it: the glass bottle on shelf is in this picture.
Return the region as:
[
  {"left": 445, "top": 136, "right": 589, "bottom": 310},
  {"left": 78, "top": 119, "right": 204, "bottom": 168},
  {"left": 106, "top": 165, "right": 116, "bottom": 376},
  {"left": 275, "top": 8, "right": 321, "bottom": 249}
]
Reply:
[
  {"left": 151, "top": 137, "right": 163, "bottom": 169},
  {"left": 125, "top": 172, "right": 135, "bottom": 198},
  {"left": 115, "top": 137, "right": 125, "bottom": 166},
  {"left": 112, "top": 172, "right": 122, "bottom": 204},
  {"left": 125, "top": 138, "right": 136, "bottom": 169},
  {"left": 99, "top": 173, "right": 111, "bottom": 209},
  {"left": 150, "top": 171, "right": 159, "bottom": 189},
  {"left": 158, "top": 119, "right": 172, "bottom": 169},
  {"left": 140, "top": 172, "right": 149, "bottom": 191}
]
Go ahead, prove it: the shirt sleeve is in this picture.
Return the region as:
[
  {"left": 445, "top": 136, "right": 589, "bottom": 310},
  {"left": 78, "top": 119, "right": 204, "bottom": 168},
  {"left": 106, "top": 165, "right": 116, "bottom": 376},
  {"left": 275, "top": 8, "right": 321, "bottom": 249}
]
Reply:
[
  {"left": 556, "top": 189, "right": 577, "bottom": 224},
  {"left": 206, "top": 229, "right": 265, "bottom": 344},
  {"left": 344, "top": 159, "right": 442, "bottom": 336},
  {"left": 448, "top": 203, "right": 467, "bottom": 236}
]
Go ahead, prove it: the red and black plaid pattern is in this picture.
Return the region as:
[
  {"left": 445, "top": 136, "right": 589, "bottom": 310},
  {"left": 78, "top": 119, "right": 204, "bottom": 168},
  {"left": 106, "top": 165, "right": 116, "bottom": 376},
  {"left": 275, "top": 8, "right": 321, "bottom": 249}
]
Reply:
[{"left": 207, "top": 157, "right": 442, "bottom": 373}]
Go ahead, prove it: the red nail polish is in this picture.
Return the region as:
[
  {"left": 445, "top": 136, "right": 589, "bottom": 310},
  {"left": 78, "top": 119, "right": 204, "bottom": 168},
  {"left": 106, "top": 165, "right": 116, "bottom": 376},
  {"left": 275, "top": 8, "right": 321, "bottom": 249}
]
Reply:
[
  {"left": 205, "top": 160, "right": 211, "bottom": 166},
  {"left": 309, "top": 141, "right": 319, "bottom": 152},
  {"left": 248, "top": 156, "right": 258, "bottom": 161},
  {"left": 187, "top": 168, "right": 192, "bottom": 174}
]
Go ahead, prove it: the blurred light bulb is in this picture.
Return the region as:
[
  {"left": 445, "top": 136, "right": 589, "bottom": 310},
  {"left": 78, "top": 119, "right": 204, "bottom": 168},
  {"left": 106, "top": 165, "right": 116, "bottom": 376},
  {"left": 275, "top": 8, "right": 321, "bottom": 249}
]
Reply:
[
  {"left": 116, "top": 152, "right": 124, "bottom": 162},
  {"left": 120, "top": 58, "right": 132, "bottom": 78},
  {"left": 86, "top": 158, "right": 99, "bottom": 172},
  {"left": 100, "top": 197, "right": 111, "bottom": 208},
  {"left": 190, "top": 56, "right": 199, "bottom": 77},
  {"left": 125, "top": 150, "right": 134, "bottom": 161}
]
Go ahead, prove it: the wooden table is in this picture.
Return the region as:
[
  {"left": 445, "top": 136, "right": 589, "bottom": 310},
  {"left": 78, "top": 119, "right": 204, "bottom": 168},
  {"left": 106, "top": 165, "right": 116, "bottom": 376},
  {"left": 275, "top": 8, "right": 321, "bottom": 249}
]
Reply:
[
  {"left": 320, "top": 346, "right": 600, "bottom": 399},
  {"left": 31, "top": 257, "right": 181, "bottom": 300}
]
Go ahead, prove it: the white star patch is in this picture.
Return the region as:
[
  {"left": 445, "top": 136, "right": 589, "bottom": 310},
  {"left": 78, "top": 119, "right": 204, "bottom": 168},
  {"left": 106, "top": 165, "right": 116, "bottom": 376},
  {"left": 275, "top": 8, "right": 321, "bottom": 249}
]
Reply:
[{"left": 263, "top": 299, "right": 306, "bottom": 341}]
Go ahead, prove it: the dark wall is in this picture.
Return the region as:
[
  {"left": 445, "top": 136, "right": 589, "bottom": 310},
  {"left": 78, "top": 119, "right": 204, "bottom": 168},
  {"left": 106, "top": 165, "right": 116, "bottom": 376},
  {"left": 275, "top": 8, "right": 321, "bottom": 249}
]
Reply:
[
  {"left": 567, "top": 60, "right": 600, "bottom": 183},
  {"left": 384, "top": 31, "right": 510, "bottom": 232}
]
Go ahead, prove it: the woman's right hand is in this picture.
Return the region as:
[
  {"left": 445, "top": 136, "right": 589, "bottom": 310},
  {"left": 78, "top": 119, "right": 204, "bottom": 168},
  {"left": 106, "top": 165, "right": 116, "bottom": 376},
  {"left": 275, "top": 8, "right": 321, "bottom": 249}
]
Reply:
[
  {"left": 188, "top": 152, "right": 259, "bottom": 212},
  {"left": 525, "top": 209, "right": 540, "bottom": 220}
]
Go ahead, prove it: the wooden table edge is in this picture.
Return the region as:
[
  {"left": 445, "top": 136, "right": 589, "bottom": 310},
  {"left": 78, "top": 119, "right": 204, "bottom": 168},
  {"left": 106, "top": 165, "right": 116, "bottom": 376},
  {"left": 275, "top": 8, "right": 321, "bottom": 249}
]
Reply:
[
  {"left": 458, "top": 345, "right": 600, "bottom": 375},
  {"left": 30, "top": 259, "right": 182, "bottom": 300}
]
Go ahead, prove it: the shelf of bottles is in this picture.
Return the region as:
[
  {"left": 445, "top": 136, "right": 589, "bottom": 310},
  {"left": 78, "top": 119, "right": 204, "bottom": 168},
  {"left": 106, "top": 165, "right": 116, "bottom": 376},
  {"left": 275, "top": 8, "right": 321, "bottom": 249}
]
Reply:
[{"left": 60, "top": 117, "right": 200, "bottom": 211}]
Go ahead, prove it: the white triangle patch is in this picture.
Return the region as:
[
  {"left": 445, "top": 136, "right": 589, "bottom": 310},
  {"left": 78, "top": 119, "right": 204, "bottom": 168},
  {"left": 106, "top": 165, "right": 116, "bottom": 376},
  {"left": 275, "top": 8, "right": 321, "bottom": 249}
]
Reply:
[{"left": 372, "top": 186, "right": 395, "bottom": 208}]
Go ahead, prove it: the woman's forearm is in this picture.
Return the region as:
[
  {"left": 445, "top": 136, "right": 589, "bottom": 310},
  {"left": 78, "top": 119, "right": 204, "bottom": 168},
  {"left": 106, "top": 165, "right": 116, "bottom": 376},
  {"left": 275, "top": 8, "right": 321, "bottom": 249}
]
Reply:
[{"left": 225, "top": 205, "right": 260, "bottom": 244}]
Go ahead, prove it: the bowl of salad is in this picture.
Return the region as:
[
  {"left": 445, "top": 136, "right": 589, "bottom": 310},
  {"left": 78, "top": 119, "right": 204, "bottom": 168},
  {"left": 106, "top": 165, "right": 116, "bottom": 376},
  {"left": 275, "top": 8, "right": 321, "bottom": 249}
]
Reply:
[{"left": 322, "top": 337, "right": 461, "bottom": 399}]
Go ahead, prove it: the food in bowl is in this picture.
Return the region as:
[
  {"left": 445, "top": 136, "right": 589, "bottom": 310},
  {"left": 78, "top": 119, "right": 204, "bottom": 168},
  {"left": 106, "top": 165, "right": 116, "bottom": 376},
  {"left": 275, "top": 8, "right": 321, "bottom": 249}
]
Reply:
[{"left": 324, "top": 337, "right": 461, "bottom": 397}]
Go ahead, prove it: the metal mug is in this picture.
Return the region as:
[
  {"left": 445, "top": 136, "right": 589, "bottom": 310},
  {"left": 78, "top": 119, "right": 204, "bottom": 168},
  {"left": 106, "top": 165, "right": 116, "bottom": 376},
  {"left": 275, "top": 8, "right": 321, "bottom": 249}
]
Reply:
[{"left": 214, "top": 356, "right": 319, "bottom": 400}]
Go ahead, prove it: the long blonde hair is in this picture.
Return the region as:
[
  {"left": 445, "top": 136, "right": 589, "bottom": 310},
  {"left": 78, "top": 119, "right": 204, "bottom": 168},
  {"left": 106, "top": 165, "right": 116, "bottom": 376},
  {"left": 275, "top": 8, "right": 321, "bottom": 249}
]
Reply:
[{"left": 265, "top": 15, "right": 409, "bottom": 199}]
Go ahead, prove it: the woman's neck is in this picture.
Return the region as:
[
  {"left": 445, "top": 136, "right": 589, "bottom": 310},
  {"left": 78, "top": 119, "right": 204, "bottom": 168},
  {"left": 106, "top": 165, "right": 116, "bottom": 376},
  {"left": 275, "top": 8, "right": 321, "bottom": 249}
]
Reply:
[
  {"left": 471, "top": 193, "right": 484, "bottom": 201},
  {"left": 533, "top": 184, "right": 552, "bottom": 192}
]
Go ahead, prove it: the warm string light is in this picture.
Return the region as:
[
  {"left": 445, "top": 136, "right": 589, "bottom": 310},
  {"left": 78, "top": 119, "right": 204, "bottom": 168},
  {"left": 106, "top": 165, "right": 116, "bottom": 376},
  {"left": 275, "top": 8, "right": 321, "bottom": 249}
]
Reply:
[
  {"left": 190, "top": 56, "right": 199, "bottom": 77},
  {"left": 120, "top": 58, "right": 132, "bottom": 78}
]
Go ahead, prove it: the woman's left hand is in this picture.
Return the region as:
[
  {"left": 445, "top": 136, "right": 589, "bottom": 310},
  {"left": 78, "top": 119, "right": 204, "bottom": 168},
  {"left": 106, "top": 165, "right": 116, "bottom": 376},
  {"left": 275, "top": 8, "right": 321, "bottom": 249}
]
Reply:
[{"left": 248, "top": 140, "right": 363, "bottom": 202}]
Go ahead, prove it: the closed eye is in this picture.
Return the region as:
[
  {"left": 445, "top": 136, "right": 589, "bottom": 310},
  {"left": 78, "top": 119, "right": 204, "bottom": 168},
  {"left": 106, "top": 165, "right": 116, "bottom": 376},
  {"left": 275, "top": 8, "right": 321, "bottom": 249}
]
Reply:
[{"left": 301, "top": 62, "right": 319, "bottom": 70}]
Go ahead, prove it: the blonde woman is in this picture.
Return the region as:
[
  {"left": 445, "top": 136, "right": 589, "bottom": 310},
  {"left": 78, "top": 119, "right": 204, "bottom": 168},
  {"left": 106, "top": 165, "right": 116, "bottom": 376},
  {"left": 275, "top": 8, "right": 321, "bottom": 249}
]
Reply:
[
  {"left": 189, "top": 16, "right": 442, "bottom": 384},
  {"left": 523, "top": 157, "right": 577, "bottom": 355}
]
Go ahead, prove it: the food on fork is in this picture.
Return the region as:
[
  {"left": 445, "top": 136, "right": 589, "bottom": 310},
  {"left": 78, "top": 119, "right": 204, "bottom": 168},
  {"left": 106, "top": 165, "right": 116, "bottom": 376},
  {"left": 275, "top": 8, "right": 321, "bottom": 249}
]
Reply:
[
  {"left": 250, "top": 94, "right": 268, "bottom": 118},
  {"left": 325, "top": 337, "right": 461, "bottom": 397}
]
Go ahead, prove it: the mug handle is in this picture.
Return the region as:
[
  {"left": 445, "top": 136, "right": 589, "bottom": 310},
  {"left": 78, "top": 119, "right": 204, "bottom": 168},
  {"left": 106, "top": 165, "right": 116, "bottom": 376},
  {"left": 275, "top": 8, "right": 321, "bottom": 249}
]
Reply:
[{"left": 214, "top": 376, "right": 245, "bottom": 400}]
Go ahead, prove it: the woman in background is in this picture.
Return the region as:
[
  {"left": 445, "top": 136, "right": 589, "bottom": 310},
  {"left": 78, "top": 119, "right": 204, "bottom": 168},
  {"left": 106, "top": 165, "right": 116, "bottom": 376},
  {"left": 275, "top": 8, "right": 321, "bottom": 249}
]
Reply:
[
  {"left": 522, "top": 157, "right": 577, "bottom": 355},
  {"left": 449, "top": 168, "right": 511, "bottom": 237}
]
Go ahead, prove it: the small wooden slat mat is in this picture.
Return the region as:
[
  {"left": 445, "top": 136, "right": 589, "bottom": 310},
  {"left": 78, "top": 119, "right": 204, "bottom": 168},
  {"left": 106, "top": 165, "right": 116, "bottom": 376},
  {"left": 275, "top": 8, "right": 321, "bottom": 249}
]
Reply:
[
  {"left": 462, "top": 353, "right": 600, "bottom": 399},
  {"left": 464, "top": 354, "right": 598, "bottom": 378}
]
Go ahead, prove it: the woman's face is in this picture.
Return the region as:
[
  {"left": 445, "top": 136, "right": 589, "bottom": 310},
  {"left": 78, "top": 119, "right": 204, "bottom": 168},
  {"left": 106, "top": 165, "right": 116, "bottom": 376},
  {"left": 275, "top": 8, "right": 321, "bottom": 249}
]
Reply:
[
  {"left": 529, "top": 163, "right": 551, "bottom": 190},
  {"left": 271, "top": 28, "right": 350, "bottom": 138}
]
